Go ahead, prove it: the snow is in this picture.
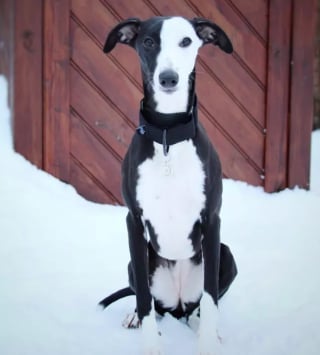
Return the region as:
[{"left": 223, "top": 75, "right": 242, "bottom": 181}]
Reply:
[{"left": 0, "top": 74, "right": 319, "bottom": 355}]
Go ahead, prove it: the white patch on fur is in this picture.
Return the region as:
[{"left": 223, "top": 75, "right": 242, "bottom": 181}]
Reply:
[
  {"left": 136, "top": 141, "right": 206, "bottom": 260},
  {"left": 141, "top": 307, "right": 163, "bottom": 355},
  {"left": 187, "top": 307, "right": 201, "bottom": 333},
  {"left": 150, "top": 259, "right": 203, "bottom": 309},
  {"left": 198, "top": 292, "right": 220, "bottom": 355},
  {"left": 153, "top": 17, "right": 202, "bottom": 113}
]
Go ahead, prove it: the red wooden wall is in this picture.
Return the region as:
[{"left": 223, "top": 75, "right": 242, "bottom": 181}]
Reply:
[
  {"left": 0, "top": 0, "right": 13, "bottom": 105},
  {"left": 8, "top": 0, "right": 317, "bottom": 204}
]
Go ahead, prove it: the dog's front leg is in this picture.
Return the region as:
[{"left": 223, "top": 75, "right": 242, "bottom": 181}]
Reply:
[
  {"left": 198, "top": 213, "right": 221, "bottom": 355},
  {"left": 126, "top": 212, "right": 162, "bottom": 355}
]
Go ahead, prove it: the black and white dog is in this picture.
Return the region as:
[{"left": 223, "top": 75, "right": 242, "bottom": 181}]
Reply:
[{"left": 99, "top": 16, "right": 237, "bottom": 355}]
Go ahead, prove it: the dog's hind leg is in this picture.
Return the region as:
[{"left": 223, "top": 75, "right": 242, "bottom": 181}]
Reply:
[{"left": 218, "top": 243, "right": 238, "bottom": 299}]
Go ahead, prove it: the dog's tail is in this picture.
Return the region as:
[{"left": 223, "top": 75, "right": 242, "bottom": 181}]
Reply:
[{"left": 98, "top": 287, "right": 135, "bottom": 309}]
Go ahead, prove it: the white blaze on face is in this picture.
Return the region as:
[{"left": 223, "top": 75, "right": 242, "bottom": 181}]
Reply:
[{"left": 153, "top": 17, "right": 202, "bottom": 113}]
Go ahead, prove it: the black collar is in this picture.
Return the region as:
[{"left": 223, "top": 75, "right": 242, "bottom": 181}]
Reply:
[{"left": 137, "top": 96, "right": 198, "bottom": 156}]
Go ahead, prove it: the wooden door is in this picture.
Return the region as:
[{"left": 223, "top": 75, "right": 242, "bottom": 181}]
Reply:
[{"left": 13, "top": 0, "right": 317, "bottom": 203}]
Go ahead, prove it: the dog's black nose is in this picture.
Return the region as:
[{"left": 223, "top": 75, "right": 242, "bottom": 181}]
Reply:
[{"left": 159, "top": 70, "right": 179, "bottom": 89}]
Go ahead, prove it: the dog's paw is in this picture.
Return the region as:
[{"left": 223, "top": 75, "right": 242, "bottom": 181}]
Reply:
[
  {"left": 143, "top": 346, "right": 164, "bottom": 355},
  {"left": 141, "top": 309, "right": 163, "bottom": 355},
  {"left": 197, "top": 333, "right": 221, "bottom": 355},
  {"left": 187, "top": 307, "right": 200, "bottom": 334},
  {"left": 197, "top": 346, "right": 219, "bottom": 355},
  {"left": 122, "top": 312, "right": 141, "bottom": 329},
  {"left": 142, "top": 333, "right": 163, "bottom": 355}
]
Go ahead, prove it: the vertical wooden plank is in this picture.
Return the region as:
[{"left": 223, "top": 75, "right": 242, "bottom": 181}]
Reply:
[
  {"left": 0, "top": 0, "right": 12, "bottom": 78},
  {"left": 264, "top": 0, "right": 292, "bottom": 192},
  {"left": 14, "top": 0, "right": 43, "bottom": 168},
  {"left": 43, "top": 0, "right": 70, "bottom": 182},
  {"left": 288, "top": 0, "right": 317, "bottom": 189},
  {"left": 0, "top": 0, "right": 13, "bottom": 110}
]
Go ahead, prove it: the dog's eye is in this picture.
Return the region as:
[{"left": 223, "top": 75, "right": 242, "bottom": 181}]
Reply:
[
  {"left": 143, "top": 37, "right": 155, "bottom": 48},
  {"left": 179, "top": 37, "right": 192, "bottom": 47}
]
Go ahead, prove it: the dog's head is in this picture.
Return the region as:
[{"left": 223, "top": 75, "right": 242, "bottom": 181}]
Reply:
[{"left": 104, "top": 17, "right": 233, "bottom": 113}]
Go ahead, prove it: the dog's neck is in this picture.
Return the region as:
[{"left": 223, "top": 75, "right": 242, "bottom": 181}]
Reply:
[{"left": 137, "top": 72, "right": 197, "bottom": 155}]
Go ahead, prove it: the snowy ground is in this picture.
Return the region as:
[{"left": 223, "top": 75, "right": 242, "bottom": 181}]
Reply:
[{"left": 0, "top": 74, "right": 319, "bottom": 355}]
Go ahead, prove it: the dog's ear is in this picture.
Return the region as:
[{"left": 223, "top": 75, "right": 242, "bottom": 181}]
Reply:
[
  {"left": 103, "top": 18, "right": 141, "bottom": 53},
  {"left": 192, "top": 18, "right": 233, "bottom": 54}
]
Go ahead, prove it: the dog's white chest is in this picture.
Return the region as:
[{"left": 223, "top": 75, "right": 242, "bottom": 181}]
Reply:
[{"left": 136, "top": 141, "right": 206, "bottom": 260}]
